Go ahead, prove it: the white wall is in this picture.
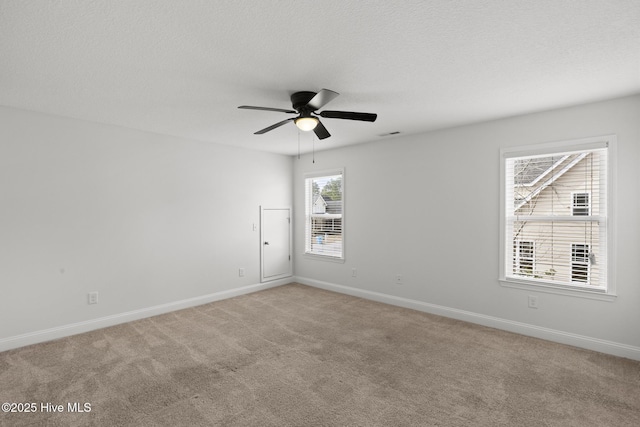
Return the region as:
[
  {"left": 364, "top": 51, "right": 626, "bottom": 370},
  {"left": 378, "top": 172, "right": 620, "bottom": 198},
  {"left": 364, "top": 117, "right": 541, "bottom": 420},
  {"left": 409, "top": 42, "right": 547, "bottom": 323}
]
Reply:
[
  {"left": 0, "top": 107, "right": 292, "bottom": 347},
  {"left": 2, "top": 96, "right": 638, "bottom": 358},
  {"left": 293, "top": 95, "right": 640, "bottom": 359}
]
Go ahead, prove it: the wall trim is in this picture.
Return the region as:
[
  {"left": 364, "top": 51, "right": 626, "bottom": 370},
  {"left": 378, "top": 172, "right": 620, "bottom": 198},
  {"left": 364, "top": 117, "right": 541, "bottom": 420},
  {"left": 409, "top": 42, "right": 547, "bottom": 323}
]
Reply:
[
  {"left": 295, "top": 276, "right": 640, "bottom": 361},
  {"left": 0, "top": 279, "right": 290, "bottom": 353}
]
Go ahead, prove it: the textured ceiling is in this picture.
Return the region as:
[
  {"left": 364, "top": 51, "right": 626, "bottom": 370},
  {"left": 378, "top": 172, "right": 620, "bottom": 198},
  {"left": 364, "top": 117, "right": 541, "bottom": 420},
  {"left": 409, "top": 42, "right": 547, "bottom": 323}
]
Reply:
[{"left": 1, "top": 1, "right": 639, "bottom": 155}]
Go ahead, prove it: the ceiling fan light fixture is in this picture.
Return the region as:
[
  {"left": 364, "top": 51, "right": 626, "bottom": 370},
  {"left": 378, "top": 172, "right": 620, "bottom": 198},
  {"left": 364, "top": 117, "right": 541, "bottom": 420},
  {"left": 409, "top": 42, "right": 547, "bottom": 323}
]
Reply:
[{"left": 295, "top": 116, "right": 319, "bottom": 131}]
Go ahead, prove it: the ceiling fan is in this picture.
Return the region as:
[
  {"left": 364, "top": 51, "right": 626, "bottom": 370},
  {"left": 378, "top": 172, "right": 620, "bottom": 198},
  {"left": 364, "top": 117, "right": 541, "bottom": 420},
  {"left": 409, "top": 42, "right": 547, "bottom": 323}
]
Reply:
[{"left": 238, "top": 89, "right": 377, "bottom": 140}]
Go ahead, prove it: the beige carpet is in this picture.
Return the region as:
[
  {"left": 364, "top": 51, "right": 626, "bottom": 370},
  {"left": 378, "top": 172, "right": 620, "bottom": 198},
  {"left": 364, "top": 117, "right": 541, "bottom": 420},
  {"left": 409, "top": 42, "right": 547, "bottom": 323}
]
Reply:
[{"left": 1, "top": 283, "right": 639, "bottom": 426}]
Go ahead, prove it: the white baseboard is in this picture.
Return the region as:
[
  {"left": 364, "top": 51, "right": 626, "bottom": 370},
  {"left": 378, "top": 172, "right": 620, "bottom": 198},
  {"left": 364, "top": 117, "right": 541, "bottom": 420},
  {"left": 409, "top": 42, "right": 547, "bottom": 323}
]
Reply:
[
  {"left": 295, "top": 276, "right": 640, "bottom": 361},
  {"left": 0, "top": 278, "right": 291, "bottom": 353}
]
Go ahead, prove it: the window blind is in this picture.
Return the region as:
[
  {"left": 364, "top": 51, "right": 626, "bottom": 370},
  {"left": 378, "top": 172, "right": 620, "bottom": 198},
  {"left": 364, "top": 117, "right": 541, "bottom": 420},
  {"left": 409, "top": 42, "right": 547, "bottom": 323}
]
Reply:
[
  {"left": 304, "top": 171, "right": 344, "bottom": 259},
  {"left": 504, "top": 147, "right": 607, "bottom": 290}
]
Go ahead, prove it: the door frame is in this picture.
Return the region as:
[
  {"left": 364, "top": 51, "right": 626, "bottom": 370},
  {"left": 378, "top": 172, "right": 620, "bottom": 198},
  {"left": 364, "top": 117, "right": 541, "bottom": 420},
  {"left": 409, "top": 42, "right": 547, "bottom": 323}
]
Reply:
[{"left": 260, "top": 206, "right": 293, "bottom": 282}]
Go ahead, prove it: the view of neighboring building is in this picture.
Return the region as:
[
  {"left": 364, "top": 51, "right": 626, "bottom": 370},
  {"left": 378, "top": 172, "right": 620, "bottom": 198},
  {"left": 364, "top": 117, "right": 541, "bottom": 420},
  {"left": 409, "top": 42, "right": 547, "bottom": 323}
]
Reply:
[{"left": 310, "top": 194, "right": 342, "bottom": 254}]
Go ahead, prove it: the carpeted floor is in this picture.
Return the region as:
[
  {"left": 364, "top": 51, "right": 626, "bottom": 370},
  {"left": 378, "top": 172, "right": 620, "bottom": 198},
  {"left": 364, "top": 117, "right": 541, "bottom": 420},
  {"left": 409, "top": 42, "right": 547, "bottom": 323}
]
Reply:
[{"left": 1, "top": 283, "right": 639, "bottom": 426}]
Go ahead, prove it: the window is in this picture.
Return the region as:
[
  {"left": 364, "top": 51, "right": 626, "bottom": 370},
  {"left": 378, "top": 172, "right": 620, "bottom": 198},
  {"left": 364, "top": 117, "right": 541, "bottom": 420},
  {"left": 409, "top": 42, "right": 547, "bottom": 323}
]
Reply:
[
  {"left": 571, "top": 243, "right": 590, "bottom": 283},
  {"left": 500, "top": 136, "right": 614, "bottom": 295},
  {"left": 514, "top": 240, "right": 535, "bottom": 276},
  {"left": 572, "top": 192, "right": 590, "bottom": 216},
  {"left": 304, "top": 169, "right": 344, "bottom": 260}
]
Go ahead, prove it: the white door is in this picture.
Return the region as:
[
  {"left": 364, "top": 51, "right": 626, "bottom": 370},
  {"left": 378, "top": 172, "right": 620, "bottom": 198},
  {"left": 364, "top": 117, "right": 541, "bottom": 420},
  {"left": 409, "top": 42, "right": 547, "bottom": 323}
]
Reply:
[{"left": 260, "top": 207, "right": 292, "bottom": 282}]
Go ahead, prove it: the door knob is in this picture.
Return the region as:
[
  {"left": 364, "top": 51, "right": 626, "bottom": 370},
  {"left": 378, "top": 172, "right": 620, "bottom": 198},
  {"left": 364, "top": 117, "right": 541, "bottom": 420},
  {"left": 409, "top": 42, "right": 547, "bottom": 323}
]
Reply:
[{"left": 264, "top": 241, "right": 269, "bottom": 245}]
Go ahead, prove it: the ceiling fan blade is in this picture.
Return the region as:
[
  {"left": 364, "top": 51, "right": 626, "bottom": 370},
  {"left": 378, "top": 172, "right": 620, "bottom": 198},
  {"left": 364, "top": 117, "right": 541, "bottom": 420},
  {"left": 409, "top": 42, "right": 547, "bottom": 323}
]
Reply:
[
  {"left": 319, "top": 110, "right": 377, "bottom": 122},
  {"left": 239, "top": 105, "right": 296, "bottom": 114},
  {"left": 306, "top": 89, "right": 340, "bottom": 111},
  {"left": 313, "top": 121, "right": 331, "bottom": 140},
  {"left": 254, "top": 118, "right": 294, "bottom": 134}
]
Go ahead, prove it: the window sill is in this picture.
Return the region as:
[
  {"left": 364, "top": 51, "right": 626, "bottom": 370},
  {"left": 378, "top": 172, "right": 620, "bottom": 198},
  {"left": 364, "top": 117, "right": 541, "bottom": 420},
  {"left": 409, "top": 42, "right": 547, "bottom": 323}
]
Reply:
[
  {"left": 304, "top": 252, "right": 345, "bottom": 263},
  {"left": 499, "top": 277, "right": 617, "bottom": 302}
]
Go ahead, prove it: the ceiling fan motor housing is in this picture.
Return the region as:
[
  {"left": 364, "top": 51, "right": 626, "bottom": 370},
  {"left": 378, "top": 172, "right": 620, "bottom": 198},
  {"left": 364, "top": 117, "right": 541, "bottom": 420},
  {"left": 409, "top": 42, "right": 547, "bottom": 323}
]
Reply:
[{"left": 291, "top": 91, "right": 317, "bottom": 114}]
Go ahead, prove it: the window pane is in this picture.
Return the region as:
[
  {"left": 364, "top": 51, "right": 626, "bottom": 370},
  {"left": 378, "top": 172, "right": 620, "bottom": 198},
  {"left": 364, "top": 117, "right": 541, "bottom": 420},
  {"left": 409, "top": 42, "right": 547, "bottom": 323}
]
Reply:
[
  {"left": 572, "top": 193, "right": 590, "bottom": 216},
  {"left": 510, "top": 151, "right": 603, "bottom": 217},
  {"left": 510, "top": 220, "right": 599, "bottom": 285},
  {"left": 571, "top": 263, "right": 589, "bottom": 283},
  {"left": 305, "top": 172, "right": 343, "bottom": 259},
  {"left": 513, "top": 241, "right": 535, "bottom": 276},
  {"left": 571, "top": 244, "right": 589, "bottom": 262}
]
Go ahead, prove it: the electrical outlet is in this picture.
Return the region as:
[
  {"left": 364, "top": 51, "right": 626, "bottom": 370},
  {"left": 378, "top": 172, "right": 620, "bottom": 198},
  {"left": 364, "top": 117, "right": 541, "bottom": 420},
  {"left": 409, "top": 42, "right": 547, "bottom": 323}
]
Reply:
[
  {"left": 239, "top": 268, "right": 245, "bottom": 277},
  {"left": 395, "top": 274, "right": 403, "bottom": 285},
  {"left": 88, "top": 292, "right": 98, "bottom": 305},
  {"left": 352, "top": 268, "right": 357, "bottom": 277},
  {"left": 528, "top": 295, "right": 538, "bottom": 309}
]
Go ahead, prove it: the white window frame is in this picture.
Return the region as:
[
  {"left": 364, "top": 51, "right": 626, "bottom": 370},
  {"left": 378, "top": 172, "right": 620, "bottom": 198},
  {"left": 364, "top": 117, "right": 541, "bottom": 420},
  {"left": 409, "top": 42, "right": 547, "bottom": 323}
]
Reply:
[
  {"left": 499, "top": 135, "right": 616, "bottom": 300},
  {"left": 304, "top": 168, "right": 345, "bottom": 262}
]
